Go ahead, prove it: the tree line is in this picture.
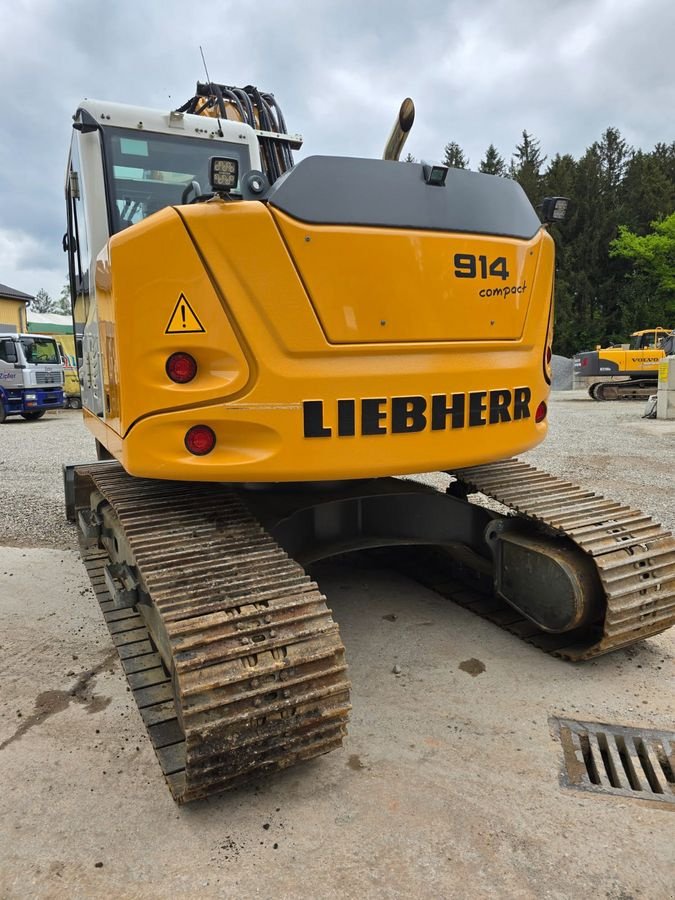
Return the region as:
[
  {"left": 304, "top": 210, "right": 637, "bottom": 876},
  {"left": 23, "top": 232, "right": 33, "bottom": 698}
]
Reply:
[{"left": 414, "top": 129, "right": 675, "bottom": 356}]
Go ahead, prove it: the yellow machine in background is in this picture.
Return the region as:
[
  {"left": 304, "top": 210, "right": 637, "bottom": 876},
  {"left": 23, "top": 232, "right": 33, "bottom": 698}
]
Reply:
[
  {"left": 63, "top": 83, "right": 675, "bottom": 802},
  {"left": 574, "top": 327, "right": 672, "bottom": 400},
  {"left": 57, "top": 340, "right": 82, "bottom": 408}
]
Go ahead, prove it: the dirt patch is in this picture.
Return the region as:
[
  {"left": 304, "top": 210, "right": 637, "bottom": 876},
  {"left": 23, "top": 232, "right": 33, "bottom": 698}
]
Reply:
[
  {"left": 0, "top": 649, "right": 116, "bottom": 751},
  {"left": 459, "top": 658, "right": 486, "bottom": 677}
]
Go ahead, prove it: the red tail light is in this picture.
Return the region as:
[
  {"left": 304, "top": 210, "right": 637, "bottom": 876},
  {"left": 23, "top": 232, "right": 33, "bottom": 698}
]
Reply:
[
  {"left": 535, "top": 401, "right": 547, "bottom": 423},
  {"left": 166, "top": 352, "right": 197, "bottom": 384},
  {"left": 185, "top": 425, "right": 216, "bottom": 455},
  {"left": 581, "top": 357, "right": 588, "bottom": 367}
]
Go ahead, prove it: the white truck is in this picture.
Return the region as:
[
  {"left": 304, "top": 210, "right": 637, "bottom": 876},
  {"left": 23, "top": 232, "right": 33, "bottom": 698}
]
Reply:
[{"left": 0, "top": 333, "right": 66, "bottom": 422}]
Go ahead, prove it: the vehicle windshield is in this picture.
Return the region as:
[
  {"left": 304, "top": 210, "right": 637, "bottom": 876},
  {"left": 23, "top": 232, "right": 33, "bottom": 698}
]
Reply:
[
  {"left": 102, "top": 127, "right": 251, "bottom": 233},
  {"left": 20, "top": 337, "right": 60, "bottom": 365},
  {"left": 630, "top": 333, "right": 657, "bottom": 350}
]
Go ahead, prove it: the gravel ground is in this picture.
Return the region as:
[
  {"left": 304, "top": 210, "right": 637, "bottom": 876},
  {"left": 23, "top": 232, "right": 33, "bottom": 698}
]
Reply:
[{"left": 0, "top": 409, "right": 95, "bottom": 549}]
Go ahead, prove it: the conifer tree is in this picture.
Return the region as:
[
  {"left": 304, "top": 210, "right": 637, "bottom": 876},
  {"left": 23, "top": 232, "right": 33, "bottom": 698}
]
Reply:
[
  {"left": 442, "top": 142, "right": 468, "bottom": 169},
  {"left": 510, "top": 130, "right": 546, "bottom": 204},
  {"left": 31, "top": 288, "right": 55, "bottom": 313},
  {"left": 479, "top": 144, "right": 506, "bottom": 176}
]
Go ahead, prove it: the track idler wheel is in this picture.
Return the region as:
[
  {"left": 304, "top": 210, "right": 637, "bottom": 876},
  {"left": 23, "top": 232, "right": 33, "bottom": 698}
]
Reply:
[{"left": 485, "top": 521, "right": 604, "bottom": 633}]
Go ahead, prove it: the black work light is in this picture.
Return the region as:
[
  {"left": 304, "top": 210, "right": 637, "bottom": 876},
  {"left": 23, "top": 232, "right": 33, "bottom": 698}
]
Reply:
[
  {"left": 209, "top": 157, "right": 239, "bottom": 192},
  {"left": 422, "top": 162, "right": 448, "bottom": 187}
]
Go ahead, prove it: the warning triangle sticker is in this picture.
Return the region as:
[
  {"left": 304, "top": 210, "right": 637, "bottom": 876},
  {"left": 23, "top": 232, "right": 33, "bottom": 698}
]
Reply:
[{"left": 165, "top": 293, "right": 206, "bottom": 334}]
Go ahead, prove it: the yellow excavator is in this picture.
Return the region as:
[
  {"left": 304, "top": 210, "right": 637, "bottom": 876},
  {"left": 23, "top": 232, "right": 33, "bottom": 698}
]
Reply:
[
  {"left": 63, "top": 82, "right": 675, "bottom": 802},
  {"left": 574, "top": 328, "right": 673, "bottom": 400}
]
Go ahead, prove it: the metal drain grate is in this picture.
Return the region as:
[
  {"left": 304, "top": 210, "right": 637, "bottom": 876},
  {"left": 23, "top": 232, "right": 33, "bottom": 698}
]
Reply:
[{"left": 552, "top": 717, "right": 675, "bottom": 805}]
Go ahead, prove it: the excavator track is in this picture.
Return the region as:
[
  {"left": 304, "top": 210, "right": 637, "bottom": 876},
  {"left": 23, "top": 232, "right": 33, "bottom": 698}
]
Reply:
[
  {"left": 450, "top": 459, "right": 675, "bottom": 659},
  {"left": 74, "top": 463, "right": 350, "bottom": 803},
  {"left": 589, "top": 380, "right": 656, "bottom": 401}
]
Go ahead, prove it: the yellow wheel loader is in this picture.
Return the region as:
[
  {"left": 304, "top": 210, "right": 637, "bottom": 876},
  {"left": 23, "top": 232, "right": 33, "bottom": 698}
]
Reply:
[
  {"left": 62, "top": 82, "right": 675, "bottom": 802},
  {"left": 574, "top": 328, "right": 673, "bottom": 400}
]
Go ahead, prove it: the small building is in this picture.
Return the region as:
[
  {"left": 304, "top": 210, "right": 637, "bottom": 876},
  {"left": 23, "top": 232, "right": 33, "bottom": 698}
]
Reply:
[{"left": 0, "top": 282, "right": 33, "bottom": 333}]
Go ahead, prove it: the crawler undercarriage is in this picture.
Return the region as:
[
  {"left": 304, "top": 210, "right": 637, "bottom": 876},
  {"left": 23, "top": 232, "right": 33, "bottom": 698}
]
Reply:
[
  {"left": 65, "top": 458, "right": 675, "bottom": 802},
  {"left": 589, "top": 379, "right": 657, "bottom": 401}
]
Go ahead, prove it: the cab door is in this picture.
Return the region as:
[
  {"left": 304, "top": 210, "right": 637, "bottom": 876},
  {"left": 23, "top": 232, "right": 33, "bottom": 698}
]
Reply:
[{"left": 65, "top": 134, "right": 105, "bottom": 416}]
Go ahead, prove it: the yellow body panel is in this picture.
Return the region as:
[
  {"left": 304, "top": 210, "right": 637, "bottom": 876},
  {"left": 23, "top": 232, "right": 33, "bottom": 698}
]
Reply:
[
  {"left": 56, "top": 334, "right": 81, "bottom": 398},
  {"left": 64, "top": 367, "right": 80, "bottom": 398},
  {"left": 273, "top": 210, "right": 541, "bottom": 343},
  {"left": 597, "top": 347, "right": 665, "bottom": 374},
  {"left": 90, "top": 200, "right": 553, "bottom": 482},
  {"left": 95, "top": 208, "right": 251, "bottom": 437}
]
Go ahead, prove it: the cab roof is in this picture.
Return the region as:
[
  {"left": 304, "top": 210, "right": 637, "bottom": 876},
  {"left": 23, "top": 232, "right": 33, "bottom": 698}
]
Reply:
[{"left": 76, "top": 99, "right": 257, "bottom": 147}]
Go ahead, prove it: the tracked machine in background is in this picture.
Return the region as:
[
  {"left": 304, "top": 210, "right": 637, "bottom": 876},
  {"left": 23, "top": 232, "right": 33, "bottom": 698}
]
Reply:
[
  {"left": 63, "top": 82, "right": 675, "bottom": 802},
  {"left": 574, "top": 328, "right": 673, "bottom": 400}
]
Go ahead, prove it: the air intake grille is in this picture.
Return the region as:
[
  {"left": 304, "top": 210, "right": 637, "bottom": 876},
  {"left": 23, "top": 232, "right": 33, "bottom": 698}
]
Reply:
[
  {"left": 552, "top": 717, "right": 674, "bottom": 805},
  {"left": 35, "top": 371, "right": 63, "bottom": 385}
]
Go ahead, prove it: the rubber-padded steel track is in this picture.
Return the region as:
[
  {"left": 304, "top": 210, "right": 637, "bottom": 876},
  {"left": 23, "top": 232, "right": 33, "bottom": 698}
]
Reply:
[
  {"left": 453, "top": 458, "right": 675, "bottom": 659},
  {"left": 590, "top": 380, "right": 656, "bottom": 401},
  {"left": 75, "top": 463, "right": 350, "bottom": 803}
]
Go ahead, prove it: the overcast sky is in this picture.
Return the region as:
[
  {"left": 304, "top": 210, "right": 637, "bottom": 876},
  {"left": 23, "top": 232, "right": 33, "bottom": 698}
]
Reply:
[{"left": 0, "top": 0, "right": 672, "bottom": 301}]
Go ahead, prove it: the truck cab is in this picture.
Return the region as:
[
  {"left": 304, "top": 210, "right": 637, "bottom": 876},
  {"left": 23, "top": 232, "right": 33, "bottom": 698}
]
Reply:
[{"left": 0, "top": 333, "right": 65, "bottom": 422}]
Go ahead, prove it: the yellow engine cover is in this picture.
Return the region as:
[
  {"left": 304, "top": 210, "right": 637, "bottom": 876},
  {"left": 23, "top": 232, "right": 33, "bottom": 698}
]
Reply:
[
  {"left": 596, "top": 346, "right": 665, "bottom": 374},
  {"left": 87, "top": 200, "right": 553, "bottom": 481}
]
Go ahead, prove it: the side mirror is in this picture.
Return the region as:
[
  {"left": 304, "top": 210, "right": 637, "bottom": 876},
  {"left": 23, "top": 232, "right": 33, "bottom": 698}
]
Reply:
[
  {"left": 0, "top": 340, "right": 17, "bottom": 363},
  {"left": 72, "top": 108, "right": 99, "bottom": 134}
]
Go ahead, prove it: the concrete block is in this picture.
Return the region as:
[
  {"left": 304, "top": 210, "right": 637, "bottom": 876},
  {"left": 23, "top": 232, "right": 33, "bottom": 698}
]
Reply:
[{"left": 656, "top": 356, "right": 675, "bottom": 419}]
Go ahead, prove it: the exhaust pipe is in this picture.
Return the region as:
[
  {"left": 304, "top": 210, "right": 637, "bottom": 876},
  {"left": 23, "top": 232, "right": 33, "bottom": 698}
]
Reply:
[{"left": 382, "top": 98, "right": 415, "bottom": 161}]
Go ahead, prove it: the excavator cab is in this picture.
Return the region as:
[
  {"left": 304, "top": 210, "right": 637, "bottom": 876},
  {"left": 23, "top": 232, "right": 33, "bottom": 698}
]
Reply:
[{"left": 629, "top": 328, "right": 671, "bottom": 351}]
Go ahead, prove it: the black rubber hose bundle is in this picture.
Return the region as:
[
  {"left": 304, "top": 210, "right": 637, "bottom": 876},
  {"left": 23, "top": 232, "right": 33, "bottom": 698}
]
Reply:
[{"left": 178, "top": 82, "right": 295, "bottom": 183}]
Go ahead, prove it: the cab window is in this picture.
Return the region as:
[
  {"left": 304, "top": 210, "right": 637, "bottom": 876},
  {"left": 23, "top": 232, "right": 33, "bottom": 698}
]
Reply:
[
  {"left": 19, "top": 337, "right": 60, "bottom": 364},
  {"left": 101, "top": 128, "right": 249, "bottom": 232},
  {"left": 629, "top": 334, "right": 656, "bottom": 350}
]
